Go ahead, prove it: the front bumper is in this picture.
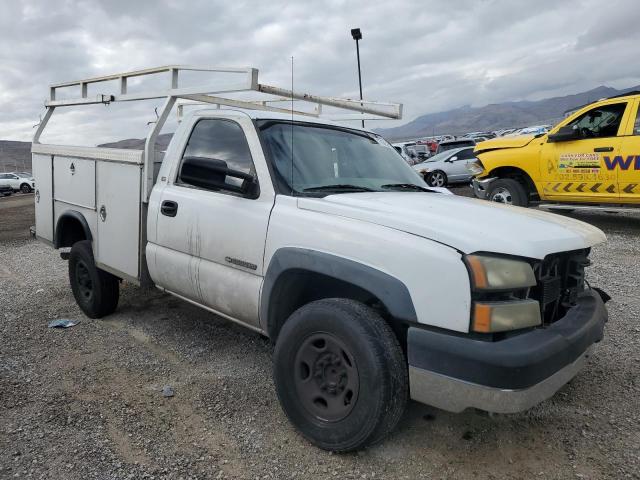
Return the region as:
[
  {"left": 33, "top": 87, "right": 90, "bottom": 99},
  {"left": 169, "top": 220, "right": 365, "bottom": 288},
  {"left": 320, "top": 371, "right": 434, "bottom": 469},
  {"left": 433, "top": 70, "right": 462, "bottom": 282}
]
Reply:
[
  {"left": 471, "top": 176, "right": 496, "bottom": 199},
  {"left": 408, "top": 289, "right": 607, "bottom": 413}
]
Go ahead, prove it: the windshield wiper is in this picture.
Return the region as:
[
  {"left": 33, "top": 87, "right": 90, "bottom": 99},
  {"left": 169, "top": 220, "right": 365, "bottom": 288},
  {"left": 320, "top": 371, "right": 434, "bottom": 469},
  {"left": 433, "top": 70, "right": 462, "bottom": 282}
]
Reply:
[
  {"left": 303, "top": 184, "right": 376, "bottom": 193},
  {"left": 380, "top": 183, "right": 433, "bottom": 192}
]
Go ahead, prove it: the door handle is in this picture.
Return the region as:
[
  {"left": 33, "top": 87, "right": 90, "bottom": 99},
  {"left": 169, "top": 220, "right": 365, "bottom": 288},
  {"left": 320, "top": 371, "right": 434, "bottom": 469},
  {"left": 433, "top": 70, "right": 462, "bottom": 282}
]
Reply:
[
  {"left": 594, "top": 147, "right": 614, "bottom": 152},
  {"left": 161, "top": 200, "right": 178, "bottom": 217}
]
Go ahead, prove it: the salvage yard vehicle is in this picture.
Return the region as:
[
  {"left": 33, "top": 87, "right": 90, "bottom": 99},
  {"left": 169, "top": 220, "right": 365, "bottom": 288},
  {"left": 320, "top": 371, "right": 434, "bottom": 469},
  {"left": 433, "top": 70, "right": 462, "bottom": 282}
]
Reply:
[
  {"left": 33, "top": 66, "right": 609, "bottom": 452},
  {"left": 0, "top": 172, "right": 34, "bottom": 193},
  {"left": 470, "top": 92, "right": 640, "bottom": 209},
  {"left": 436, "top": 137, "right": 476, "bottom": 153},
  {"left": 0, "top": 183, "right": 12, "bottom": 196},
  {"left": 412, "top": 146, "right": 476, "bottom": 187}
]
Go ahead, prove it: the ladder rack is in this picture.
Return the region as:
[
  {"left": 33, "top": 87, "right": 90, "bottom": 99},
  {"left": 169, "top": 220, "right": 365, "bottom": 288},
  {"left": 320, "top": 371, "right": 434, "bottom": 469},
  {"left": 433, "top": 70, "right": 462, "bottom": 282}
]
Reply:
[{"left": 33, "top": 65, "right": 403, "bottom": 201}]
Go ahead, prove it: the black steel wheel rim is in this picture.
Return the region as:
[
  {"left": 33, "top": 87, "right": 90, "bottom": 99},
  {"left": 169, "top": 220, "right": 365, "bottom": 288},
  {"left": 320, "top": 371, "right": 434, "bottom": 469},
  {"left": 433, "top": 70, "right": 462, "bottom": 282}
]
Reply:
[
  {"left": 293, "top": 332, "right": 359, "bottom": 422},
  {"left": 75, "top": 260, "right": 93, "bottom": 302}
]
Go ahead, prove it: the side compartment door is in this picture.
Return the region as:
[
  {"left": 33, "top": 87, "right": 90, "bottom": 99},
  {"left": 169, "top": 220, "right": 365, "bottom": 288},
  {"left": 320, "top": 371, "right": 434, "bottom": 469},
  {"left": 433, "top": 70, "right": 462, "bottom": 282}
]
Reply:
[
  {"left": 540, "top": 101, "right": 629, "bottom": 201},
  {"left": 95, "top": 161, "right": 142, "bottom": 280},
  {"left": 32, "top": 154, "right": 54, "bottom": 242},
  {"left": 151, "top": 116, "right": 275, "bottom": 328},
  {"left": 618, "top": 99, "right": 640, "bottom": 201}
]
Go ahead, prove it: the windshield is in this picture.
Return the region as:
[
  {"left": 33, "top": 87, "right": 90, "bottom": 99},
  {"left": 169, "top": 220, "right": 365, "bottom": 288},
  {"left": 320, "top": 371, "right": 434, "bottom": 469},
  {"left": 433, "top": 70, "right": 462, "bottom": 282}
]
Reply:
[
  {"left": 438, "top": 141, "right": 473, "bottom": 152},
  {"left": 257, "top": 121, "right": 425, "bottom": 194}
]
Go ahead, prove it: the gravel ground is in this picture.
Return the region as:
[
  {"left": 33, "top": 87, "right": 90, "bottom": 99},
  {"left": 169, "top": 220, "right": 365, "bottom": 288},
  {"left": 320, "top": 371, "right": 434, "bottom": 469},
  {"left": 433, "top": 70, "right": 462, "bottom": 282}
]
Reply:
[{"left": 1, "top": 193, "right": 639, "bottom": 480}]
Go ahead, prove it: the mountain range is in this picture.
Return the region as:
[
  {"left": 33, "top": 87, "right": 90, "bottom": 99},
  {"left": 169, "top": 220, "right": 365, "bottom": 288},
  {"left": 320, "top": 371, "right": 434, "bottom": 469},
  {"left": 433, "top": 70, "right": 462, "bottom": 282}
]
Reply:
[
  {"left": 2, "top": 84, "right": 639, "bottom": 171},
  {"left": 375, "top": 85, "right": 640, "bottom": 141}
]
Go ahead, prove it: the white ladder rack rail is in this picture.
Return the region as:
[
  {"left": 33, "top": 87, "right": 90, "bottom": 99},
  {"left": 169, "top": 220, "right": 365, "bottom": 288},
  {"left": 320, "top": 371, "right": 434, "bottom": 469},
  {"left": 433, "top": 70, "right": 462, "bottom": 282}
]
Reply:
[{"left": 33, "top": 65, "right": 403, "bottom": 202}]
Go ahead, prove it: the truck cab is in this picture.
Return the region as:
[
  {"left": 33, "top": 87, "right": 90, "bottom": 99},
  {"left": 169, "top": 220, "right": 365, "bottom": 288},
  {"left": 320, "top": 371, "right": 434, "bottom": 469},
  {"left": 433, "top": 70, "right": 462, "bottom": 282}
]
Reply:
[
  {"left": 471, "top": 92, "right": 640, "bottom": 207},
  {"left": 33, "top": 66, "right": 609, "bottom": 452}
]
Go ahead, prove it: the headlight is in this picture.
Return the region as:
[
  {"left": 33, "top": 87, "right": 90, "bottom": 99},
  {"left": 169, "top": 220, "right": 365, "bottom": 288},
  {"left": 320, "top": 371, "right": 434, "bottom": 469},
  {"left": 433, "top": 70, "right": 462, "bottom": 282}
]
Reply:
[
  {"left": 472, "top": 300, "right": 541, "bottom": 332},
  {"left": 465, "top": 254, "right": 540, "bottom": 333},
  {"left": 465, "top": 254, "right": 536, "bottom": 291},
  {"left": 466, "top": 159, "right": 484, "bottom": 176}
]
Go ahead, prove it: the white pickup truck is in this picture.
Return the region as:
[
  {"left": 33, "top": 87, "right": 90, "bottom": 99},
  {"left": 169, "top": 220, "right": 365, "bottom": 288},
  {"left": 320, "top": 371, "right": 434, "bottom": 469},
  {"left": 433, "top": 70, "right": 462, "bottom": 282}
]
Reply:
[{"left": 33, "top": 66, "right": 609, "bottom": 452}]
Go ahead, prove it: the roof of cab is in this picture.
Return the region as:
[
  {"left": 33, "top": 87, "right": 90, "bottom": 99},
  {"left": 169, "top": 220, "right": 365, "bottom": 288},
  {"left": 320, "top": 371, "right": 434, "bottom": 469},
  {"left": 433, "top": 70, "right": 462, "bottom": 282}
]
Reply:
[{"left": 188, "top": 108, "right": 377, "bottom": 134}]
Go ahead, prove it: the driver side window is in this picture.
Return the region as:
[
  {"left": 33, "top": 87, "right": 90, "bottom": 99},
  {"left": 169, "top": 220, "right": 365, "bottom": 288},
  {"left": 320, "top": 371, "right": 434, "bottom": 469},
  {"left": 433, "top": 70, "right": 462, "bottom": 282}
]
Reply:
[
  {"left": 177, "top": 118, "right": 256, "bottom": 195},
  {"left": 567, "top": 102, "right": 627, "bottom": 139},
  {"left": 634, "top": 105, "right": 640, "bottom": 135}
]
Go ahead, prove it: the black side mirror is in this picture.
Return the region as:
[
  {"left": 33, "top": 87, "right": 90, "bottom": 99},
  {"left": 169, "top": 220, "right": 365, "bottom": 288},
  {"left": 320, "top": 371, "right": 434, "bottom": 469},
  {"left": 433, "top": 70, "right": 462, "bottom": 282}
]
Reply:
[
  {"left": 180, "top": 156, "right": 258, "bottom": 197},
  {"left": 548, "top": 125, "right": 580, "bottom": 143}
]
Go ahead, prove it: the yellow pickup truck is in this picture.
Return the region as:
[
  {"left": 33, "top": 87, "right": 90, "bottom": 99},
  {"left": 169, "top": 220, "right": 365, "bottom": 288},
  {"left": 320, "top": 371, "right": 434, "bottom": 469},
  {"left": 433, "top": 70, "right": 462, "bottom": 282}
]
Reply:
[{"left": 469, "top": 91, "right": 640, "bottom": 207}]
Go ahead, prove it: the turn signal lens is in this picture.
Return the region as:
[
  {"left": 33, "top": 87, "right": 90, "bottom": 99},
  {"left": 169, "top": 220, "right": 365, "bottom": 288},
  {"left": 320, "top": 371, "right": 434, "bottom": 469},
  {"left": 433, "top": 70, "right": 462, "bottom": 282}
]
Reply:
[
  {"left": 465, "top": 254, "right": 537, "bottom": 291},
  {"left": 472, "top": 300, "right": 541, "bottom": 333}
]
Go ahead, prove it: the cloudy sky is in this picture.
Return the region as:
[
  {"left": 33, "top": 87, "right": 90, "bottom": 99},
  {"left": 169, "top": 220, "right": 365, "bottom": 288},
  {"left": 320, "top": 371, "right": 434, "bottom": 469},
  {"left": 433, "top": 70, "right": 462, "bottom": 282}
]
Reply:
[{"left": 1, "top": 0, "right": 640, "bottom": 144}]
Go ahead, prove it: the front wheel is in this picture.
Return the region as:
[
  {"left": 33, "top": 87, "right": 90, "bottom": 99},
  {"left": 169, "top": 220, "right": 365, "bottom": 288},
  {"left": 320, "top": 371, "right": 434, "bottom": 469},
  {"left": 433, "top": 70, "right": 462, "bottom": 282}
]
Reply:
[
  {"left": 20, "top": 183, "right": 32, "bottom": 193},
  {"left": 426, "top": 170, "right": 448, "bottom": 187},
  {"left": 273, "top": 299, "right": 407, "bottom": 452},
  {"left": 486, "top": 178, "right": 529, "bottom": 207},
  {"left": 68, "top": 240, "right": 119, "bottom": 318}
]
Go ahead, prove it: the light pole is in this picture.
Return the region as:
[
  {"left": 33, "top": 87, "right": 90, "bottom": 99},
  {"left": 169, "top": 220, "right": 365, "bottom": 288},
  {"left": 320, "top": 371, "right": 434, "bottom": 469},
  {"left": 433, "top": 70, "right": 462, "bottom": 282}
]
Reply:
[{"left": 350, "top": 28, "right": 364, "bottom": 128}]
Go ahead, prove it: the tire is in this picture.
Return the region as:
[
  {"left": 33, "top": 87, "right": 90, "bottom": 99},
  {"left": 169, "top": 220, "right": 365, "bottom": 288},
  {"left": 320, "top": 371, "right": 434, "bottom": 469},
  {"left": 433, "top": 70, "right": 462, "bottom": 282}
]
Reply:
[
  {"left": 486, "top": 178, "right": 529, "bottom": 207},
  {"left": 20, "top": 183, "right": 32, "bottom": 193},
  {"left": 426, "top": 170, "right": 448, "bottom": 187},
  {"left": 68, "top": 240, "right": 119, "bottom": 318},
  {"left": 273, "top": 298, "right": 408, "bottom": 452}
]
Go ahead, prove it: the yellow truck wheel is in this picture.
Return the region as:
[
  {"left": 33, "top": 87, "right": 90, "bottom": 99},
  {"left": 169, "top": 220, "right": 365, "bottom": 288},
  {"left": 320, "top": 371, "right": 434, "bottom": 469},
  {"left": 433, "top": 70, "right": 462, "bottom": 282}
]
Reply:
[{"left": 486, "top": 178, "right": 529, "bottom": 207}]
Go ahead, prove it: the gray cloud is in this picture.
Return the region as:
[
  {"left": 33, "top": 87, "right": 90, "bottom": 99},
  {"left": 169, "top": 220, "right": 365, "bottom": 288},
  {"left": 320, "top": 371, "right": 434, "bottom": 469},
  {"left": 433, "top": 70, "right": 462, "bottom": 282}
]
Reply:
[{"left": 1, "top": 0, "right": 639, "bottom": 143}]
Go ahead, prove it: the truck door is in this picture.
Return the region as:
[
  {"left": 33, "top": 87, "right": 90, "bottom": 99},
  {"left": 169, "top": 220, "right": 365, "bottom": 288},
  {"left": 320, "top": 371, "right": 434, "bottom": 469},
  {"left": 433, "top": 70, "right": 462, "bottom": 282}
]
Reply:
[
  {"left": 540, "top": 101, "right": 629, "bottom": 201},
  {"left": 618, "top": 100, "right": 640, "bottom": 201},
  {"left": 150, "top": 116, "right": 274, "bottom": 329}
]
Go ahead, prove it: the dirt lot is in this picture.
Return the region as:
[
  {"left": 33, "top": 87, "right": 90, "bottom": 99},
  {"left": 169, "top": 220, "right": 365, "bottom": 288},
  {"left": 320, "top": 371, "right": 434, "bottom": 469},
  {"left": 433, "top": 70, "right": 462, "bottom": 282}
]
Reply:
[{"left": 1, "top": 193, "right": 639, "bottom": 480}]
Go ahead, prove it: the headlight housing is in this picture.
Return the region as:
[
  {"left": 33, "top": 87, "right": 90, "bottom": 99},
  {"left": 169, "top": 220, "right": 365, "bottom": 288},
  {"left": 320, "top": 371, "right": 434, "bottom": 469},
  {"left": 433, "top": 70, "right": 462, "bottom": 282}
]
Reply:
[
  {"left": 472, "top": 300, "right": 541, "bottom": 333},
  {"left": 465, "top": 254, "right": 536, "bottom": 291},
  {"left": 466, "top": 159, "right": 485, "bottom": 176},
  {"left": 465, "top": 254, "right": 540, "bottom": 333}
]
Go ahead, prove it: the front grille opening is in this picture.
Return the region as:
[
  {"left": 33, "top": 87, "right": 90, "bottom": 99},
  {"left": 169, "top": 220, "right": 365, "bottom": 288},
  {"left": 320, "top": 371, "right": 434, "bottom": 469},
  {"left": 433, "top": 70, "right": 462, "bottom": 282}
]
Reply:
[{"left": 530, "top": 248, "right": 590, "bottom": 324}]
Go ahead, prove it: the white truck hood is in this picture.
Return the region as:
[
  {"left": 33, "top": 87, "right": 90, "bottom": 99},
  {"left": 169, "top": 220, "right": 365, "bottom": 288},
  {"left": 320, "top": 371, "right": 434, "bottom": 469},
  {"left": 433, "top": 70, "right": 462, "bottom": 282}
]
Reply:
[{"left": 297, "top": 193, "right": 606, "bottom": 259}]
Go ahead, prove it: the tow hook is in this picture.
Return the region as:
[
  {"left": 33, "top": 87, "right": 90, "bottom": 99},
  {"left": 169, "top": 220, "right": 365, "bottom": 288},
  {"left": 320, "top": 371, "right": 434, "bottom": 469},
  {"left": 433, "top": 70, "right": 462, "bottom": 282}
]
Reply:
[{"left": 593, "top": 287, "right": 611, "bottom": 304}]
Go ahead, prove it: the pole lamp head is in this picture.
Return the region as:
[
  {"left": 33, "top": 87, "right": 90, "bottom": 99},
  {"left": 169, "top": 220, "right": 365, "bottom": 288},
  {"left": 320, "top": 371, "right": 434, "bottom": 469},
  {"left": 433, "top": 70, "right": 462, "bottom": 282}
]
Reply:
[{"left": 351, "top": 28, "right": 362, "bottom": 41}]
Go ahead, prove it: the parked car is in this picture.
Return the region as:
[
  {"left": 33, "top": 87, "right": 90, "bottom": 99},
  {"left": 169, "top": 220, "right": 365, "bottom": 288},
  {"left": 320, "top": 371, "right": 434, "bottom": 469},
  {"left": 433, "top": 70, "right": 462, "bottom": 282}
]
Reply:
[
  {"left": 413, "top": 147, "right": 477, "bottom": 187},
  {"left": 0, "top": 184, "right": 12, "bottom": 196},
  {"left": 412, "top": 144, "right": 432, "bottom": 161},
  {"left": 435, "top": 138, "right": 476, "bottom": 154},
  {"left": 34, "top": 65, "right": 609, "bottom": 452},
  {"left": 391, "top": 142, "right": 417, "bottom": 164},
  {"left": 0, "top": 172, "right": 35, "bottom": 193}
]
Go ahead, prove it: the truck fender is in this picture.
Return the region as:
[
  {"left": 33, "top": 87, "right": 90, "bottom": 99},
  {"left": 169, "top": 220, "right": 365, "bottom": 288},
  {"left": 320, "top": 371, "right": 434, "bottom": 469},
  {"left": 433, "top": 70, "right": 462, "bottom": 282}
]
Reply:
[
  {"left": 54, "top": 210, "right": 93, "bottom": 249},
  {"left": 260, "top": 247, "right": 417, "bottom": 338}
]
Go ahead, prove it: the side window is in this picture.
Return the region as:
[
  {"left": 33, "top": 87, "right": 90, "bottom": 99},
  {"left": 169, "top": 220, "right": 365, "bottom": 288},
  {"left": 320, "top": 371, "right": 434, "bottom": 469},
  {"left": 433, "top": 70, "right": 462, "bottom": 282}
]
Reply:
[
  {"left": 0, "top": 174, "right": 8, "bottom": 179},
  {"left": 178, "top": 119, "right": 256, "bottom": 195},
  {"left": 634, "top": 106, "right": 640, "bottom": 135},
  {"left": 457, "top": 149, "right": 475, "bottom": 160},
  {"left": 567, "top": 103, "right": 627, "bottom": 139}
]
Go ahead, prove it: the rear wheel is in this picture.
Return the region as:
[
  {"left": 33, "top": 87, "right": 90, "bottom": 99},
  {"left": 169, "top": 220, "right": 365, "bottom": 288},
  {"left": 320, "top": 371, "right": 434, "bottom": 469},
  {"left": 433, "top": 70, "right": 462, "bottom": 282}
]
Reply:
[
  {"left": 68, "top": 240, "right": 119, "bottom": 318},
  {"left": 273, "top": 298, "right": 407, "bottom": 452},
  {"left": 486, "top": 178, "right": 529, "bottom": 207},
  {"left": 426, "top": 170, "right": 448, "bottom": 187}
]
